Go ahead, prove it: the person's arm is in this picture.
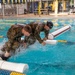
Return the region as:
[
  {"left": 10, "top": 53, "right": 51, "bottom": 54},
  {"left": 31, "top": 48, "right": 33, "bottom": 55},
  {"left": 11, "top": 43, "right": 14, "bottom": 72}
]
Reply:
[
  {"left": 7, "top": 25, "right": 23, "bottom": 42},
  {"left": 44, "top": 30, "right": 49, "bottom": 40},
  {"left": 35, "top": 31, "right": 46, "bottom": 45},
  {"left": 35, "top": 31, "right": 43, "bottom": 43},
  {"left": 35, "top": 26, "right": 43, "bottom": 44},
  {"left": 7, "top": 26, "right": 17, "bottom": 42}
]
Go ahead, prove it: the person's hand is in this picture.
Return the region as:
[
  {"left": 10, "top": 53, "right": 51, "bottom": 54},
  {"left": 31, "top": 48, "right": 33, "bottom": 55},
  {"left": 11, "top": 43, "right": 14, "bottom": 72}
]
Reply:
[
  {"left": 41, "top": 42, "right": 46, "bottom": 46},
  {"left": 43, "top": 37, "right": 47, "bottom": 41}
]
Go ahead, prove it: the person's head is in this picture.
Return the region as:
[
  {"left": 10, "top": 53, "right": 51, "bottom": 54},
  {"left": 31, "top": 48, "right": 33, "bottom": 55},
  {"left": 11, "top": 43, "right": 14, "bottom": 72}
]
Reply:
[
  {"left": 44, "top": 21, "right": 53, "bottom": 30},
  {"left": 22, "top": 25, "right": 32, "bottom": 36}
]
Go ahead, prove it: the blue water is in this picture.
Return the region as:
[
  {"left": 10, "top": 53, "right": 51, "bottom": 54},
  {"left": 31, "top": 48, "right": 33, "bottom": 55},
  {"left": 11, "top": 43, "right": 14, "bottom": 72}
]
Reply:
[{"left": 0, "top": 19, "right": 75, "bottom": 75}]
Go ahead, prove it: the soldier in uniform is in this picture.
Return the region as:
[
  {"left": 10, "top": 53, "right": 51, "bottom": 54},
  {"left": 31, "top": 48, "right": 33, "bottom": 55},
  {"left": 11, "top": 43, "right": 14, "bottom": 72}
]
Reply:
[
  {"left": 23, "top": 21, "right": 53, "bottom": 46},
  {"left": 0, "top": 21, "right": 53, "bottom": 60},
  {"left": 0, "top": 24, "right": 32, "bottom": 60}
]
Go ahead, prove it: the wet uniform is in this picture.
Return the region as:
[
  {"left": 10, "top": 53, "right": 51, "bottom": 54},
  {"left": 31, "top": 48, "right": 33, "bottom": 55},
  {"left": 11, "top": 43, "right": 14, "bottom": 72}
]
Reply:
[
  {"left": 24, "top": 22, "right": 49, "bottom": 45},
  {"left": 0, "top": 22, "right": 50, "bottom": 60},
  {"left": 1, "top": 25, "right": 24, "bottom": 53}
]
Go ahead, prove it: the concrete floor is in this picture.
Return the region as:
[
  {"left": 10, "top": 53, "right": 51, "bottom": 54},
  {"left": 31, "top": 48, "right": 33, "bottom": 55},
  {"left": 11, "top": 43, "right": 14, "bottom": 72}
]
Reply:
[{"left": 0, "top": 13, "right": 75, "bottom": 19}]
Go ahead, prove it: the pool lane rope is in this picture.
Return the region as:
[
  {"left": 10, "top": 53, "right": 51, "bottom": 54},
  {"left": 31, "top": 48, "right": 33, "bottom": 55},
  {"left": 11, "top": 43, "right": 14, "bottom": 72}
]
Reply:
[
  {"left": 44, "top": 39, "right": 75, "bottom": 45},
  {"left": 45, "top": 25, "right": 71, "bottom": 44}
]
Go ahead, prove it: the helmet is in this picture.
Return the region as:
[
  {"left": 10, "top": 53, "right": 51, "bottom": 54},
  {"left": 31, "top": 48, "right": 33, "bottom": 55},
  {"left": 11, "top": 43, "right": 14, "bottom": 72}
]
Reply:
[{"left": 47, "top": 21, "right": 53, "bottom": 29}]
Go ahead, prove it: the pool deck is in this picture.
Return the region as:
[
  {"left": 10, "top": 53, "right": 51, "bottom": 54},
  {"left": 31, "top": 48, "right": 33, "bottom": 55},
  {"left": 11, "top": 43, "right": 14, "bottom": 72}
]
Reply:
[{"left": 0, "top": 13, "right": 75, "bottom": 19}]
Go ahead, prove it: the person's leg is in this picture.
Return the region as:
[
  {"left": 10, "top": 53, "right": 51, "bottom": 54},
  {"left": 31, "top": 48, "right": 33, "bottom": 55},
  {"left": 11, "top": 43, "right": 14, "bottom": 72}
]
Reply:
[
  {"left": 1, "top": 40, "right": 12, "bottom": 52},
  {"left": 1, "top": 51, "right": 10, "bottom": 60},
  {"left": 11, "top": 41, "right": 20, "bottom": 54},
  {"left": 0, "top": 41, "right": 12, "bottom": 60}
]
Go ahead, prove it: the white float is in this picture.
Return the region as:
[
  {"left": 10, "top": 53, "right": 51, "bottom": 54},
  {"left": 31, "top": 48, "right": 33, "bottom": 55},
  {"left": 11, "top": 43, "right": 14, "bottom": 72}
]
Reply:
[
  {"left": 0, "top": 60, "right": 29, "bottom": 73},
  {"left": 45, "top": 25, "right": 71, "bottom": 44},
  {"left": 48, "top": 25, "right": 71, "bottom": 40},
  {"left": 44, "top": 40, "right": 57, "bottom": 44}
]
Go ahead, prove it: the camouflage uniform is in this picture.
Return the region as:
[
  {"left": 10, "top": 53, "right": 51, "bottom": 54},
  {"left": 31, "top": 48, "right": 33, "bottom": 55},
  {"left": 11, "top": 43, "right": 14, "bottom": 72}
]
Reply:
[
  {"left": 1, "top": 22, "right": 51, "bottom": 54},
  {"left": 24, "top": 22, "right": 49, "bottom": 44},
  {"left": 1, "top": 25, "right": 24, "bottom": 53}
]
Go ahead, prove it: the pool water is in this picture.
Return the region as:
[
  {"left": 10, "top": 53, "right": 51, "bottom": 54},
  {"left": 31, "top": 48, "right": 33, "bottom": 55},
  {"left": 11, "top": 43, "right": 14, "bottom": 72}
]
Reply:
[{"left": 0, "top": 19, "right": 75, "bottom": 75}]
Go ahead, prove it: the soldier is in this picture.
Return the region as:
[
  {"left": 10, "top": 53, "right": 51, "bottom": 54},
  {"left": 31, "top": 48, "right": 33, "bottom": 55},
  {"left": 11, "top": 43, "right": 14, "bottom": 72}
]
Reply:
[
  {"left": 0, "top": 21, "right": 53, "bottom": 60},
  {"left": 23, "top": 21, "right": 53, "bottom": 46},
  {"left": 0, "top": 24, "right": 32, "bottom": 60}
]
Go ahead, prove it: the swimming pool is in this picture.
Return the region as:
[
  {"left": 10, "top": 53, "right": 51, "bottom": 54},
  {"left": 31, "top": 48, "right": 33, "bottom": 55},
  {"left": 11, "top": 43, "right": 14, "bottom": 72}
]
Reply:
[{"left": 0, "top": 19, "right": 75, "bottom": 75}]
